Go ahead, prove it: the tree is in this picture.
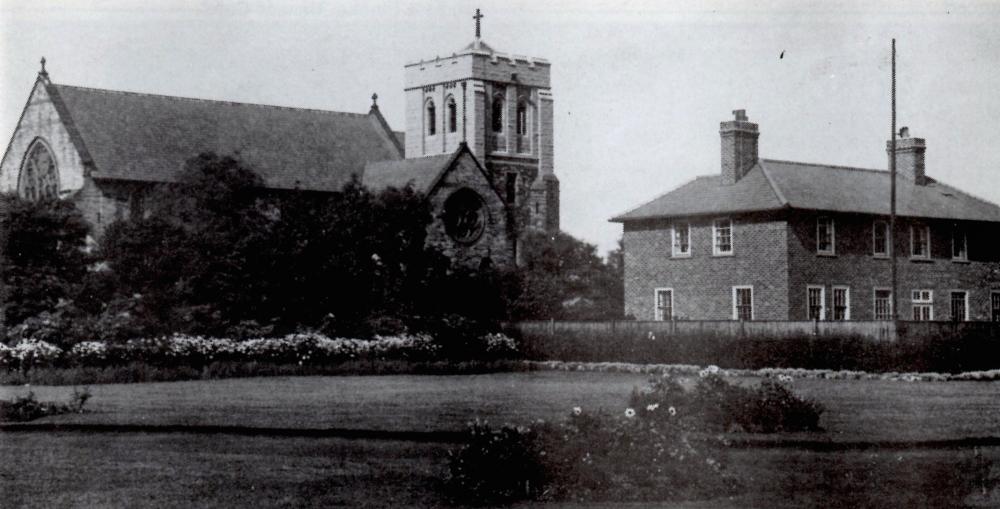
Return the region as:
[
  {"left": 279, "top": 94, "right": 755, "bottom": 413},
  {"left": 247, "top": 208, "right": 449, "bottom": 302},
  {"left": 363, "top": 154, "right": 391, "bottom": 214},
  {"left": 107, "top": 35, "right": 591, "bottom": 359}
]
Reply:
[
  {"left": 504, "top": 231, "right": 624, "bottom": 321},
  {"left": 0, "top": 194, "right": 90, "bottom": 327}
]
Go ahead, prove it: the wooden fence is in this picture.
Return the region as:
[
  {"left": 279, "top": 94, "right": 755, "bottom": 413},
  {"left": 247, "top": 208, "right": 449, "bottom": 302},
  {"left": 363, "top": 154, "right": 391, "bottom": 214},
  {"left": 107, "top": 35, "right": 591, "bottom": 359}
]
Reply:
[{"left": 510, "top": 319, "right": 1000, "bottom": 342}]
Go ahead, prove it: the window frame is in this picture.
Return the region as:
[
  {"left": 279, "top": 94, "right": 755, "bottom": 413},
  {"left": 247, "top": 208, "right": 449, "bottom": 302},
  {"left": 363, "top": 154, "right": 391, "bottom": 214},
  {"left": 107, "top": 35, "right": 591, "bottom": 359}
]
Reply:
[
  {"left": 992, "top": 291, "right": 1000, "bottom": 322},
  {"left": 516, "top": 100, "right": 529, "bottom": 136},
  {"left": 873, "top": 287, "right": 893, "bottom": 321},
  {"left": 816, "top": 217, "right": 836, "bottom": 255},
  {"left": 491, "top": 95, "right": 505, "bottom": 134},
  {"left": 911, "top": 289, "right": 934, "bottom": 321},
  {"left": 505, "top": 173, "right": 517, "bottom": 204},
  {"left": 872, "top": 220, "right": 889, "bottom": 258},
  {"left": 732, "top": 285, "right": 754, "bottom": 321},
  {"left": 446, "top": 96, "right": 458, "bottom": 133},
  {"left": 951, "top": 224, "right": 968, "bottom": 262},
  {"left": 807, "top": 285, "right": 826, "bottom": 321},
  {"left": 671, "top": 222, "right": 691, "bottom": 258},
  {"left": 713, "top": 218, "right": 734, "bottom": 256},
  {"left": 425, "top": 99, "right": 437, "bottom": 136},
  {"left": 910, "top": 223, "right": 931, "bottom": 260},
  {"left": 949, "top": 290, "right": 969, "bottom": 322},
  {"left": 654, "top": 287, "right": 674, "bottom": 321},
  {"left": 832, "top": 285, "right": 851, "bottom": 321}
]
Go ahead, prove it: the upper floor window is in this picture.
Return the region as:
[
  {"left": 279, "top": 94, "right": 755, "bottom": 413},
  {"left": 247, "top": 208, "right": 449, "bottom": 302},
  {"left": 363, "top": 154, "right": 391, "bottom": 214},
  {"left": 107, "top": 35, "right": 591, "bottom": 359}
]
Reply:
[
  {"left": 816, "top": 217, "right": 835, "bottom": 255},
  {"left": 873, "top": 220, "right": 889, "bottom": 257},
  {"left": 713, "top": 218, "right": 733, "bottom": 255},
  {"left": 516, "top": 100, "right": 528, "bottom": 135},
  {"left": 447, "top": 96, "right": 457, "bottom": 133},
  {"left": 671, "top": 222, "right": 690, "bottom": 257},
  {"left": 425, "top": 100, "right": 436, "bottom": 136},
  {"left": 910, "top": 224, "right": 930, "bottom": 259},
  {"left": 491, "top": 95, "right": 504, "bottom": 133},
  {"left": 17, "top": 139, "right": 59, "bottom": 201},
  {"left": 951, "top": 224, "right": 968, "bottom": 261}
]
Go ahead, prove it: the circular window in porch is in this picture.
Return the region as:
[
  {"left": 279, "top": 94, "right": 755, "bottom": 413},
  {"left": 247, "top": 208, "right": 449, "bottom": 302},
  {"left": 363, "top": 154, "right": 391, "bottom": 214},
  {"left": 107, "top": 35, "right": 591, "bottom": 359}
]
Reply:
[{"left": 443, "top": 188, "right": 487, "bottom": 244}]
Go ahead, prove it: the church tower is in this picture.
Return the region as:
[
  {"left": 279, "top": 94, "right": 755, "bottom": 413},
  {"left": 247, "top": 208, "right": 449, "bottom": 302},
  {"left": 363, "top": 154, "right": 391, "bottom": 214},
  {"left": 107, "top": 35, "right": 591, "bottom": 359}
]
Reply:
[{"left": 402, "top": 9, "right": 559, "bottom": 235}]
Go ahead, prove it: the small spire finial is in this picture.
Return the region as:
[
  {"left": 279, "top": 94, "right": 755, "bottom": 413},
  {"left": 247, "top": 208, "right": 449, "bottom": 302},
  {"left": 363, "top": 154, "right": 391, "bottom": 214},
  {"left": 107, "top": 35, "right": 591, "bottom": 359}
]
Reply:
[
  {"left": 473, "top": 9, "right": 484, "bottom": 39},
  {"left": 39, "top": 56, "right": 48, "bottom": 77},
  {"left": 371, "top": 93, "right": 378, "bottom": 107}
]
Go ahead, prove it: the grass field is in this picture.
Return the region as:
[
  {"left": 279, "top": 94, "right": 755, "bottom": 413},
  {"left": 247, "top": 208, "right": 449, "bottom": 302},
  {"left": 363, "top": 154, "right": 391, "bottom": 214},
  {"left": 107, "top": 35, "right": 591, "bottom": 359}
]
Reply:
[{"left": 3, "top": 372, "right": 1000, "bottom": 507}]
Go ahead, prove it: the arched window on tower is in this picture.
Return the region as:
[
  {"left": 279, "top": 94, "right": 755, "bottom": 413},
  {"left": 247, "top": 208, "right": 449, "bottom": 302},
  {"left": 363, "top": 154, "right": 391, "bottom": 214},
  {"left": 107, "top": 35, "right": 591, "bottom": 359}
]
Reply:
[
  {"left": 18, "top": 139, "right": 59, "bottom": 201},
  {"left": 447, "top": 96, "right": 457, "bottom": 133},
  {"left": 491, "top": 95, "right": 504, "bottom": 133},
  {"left": 426, "top": 99, "right": 436, "bottom": 136},
  {"left": 516, "top": 99, "right": 530, "bottom": 153}
]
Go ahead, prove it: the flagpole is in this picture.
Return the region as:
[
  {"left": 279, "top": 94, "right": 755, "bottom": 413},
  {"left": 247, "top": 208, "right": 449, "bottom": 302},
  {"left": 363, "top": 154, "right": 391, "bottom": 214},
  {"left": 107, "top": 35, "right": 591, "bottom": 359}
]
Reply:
[{"left": 890, "top": 39, "right": 898, "bottom": 322}]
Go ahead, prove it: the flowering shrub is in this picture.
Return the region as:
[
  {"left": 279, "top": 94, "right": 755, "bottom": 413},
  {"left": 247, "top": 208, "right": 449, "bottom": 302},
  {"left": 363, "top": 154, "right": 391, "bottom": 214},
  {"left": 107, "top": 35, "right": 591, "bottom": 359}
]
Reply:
[
  {"left": 481, "top": 333, "right": 518, "bottom": 357},
  {"left": 630, "top": 372, "right": 824, "bottom": 433},
  {"left": 0, "top": 333, "right": 444, "bottom": 371},
  {"left": 447, "top": 408, "right": 734, "bottom": 504}
]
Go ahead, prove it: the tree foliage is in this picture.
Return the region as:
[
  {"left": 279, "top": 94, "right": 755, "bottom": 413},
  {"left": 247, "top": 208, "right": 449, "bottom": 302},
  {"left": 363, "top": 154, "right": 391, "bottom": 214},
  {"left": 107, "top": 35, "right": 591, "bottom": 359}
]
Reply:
[{"left": 0, "top": 194, "right": 90, "bottom": 327}]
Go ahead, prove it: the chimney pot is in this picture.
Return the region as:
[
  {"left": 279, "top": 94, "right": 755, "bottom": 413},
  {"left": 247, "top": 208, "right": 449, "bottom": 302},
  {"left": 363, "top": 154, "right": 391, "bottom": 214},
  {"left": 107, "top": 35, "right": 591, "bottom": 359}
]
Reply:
[
  {"left": 733, "top": 109, "right": 747, "bottom": 121},
  {"left": 899, "top": 126, "right": 909, "bottom": 138}
]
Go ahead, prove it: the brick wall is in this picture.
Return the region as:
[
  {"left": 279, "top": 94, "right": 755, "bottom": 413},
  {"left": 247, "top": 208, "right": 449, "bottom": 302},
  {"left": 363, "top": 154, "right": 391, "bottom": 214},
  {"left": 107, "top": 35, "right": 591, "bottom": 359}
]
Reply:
[
  {"left": 623, "top": 212, "right": 790, "bottom": 321},
  {"left": 787, "top": 211, "right": 1000, "bottom": 321}
]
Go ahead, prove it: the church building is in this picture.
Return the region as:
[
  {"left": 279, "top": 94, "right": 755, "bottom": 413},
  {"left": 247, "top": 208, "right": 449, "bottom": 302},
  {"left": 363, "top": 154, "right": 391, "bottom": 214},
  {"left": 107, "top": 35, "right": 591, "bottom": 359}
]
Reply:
[{"left": 0, "top": 11, "right": 558, "bottom": 268}]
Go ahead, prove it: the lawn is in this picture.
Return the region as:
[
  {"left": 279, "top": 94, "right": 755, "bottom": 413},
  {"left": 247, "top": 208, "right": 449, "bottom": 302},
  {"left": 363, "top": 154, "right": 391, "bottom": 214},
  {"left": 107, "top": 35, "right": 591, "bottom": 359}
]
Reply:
[
  {"left": 3, "top": 372, "right": 999, "bottom": 441},
  {"left": 2, "top": 372, "right": 1000, "bottom": 507}
]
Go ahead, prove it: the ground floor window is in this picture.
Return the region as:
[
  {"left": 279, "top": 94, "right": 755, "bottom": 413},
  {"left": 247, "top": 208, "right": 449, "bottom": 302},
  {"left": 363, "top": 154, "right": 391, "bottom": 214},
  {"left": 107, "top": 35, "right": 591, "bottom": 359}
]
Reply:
[
  {"left": 733, "top": 286, "right": 753, "bottom": 321},
  {"left": 832, "top": 286, "right": 850, "bottom": 321},
  {"left": 911, "top": 289, "right": 933, "bottom": 321},
  {"left": 807, "top": 286, "right": 825, "bottom": 320},
  {"left": 874, "top": 288, "right": 893, "bottom": 320},
  {"left": 654, "top": 288, "right": 673, "bottom": 321},
  {"left": 992, "top": 291, "right": 1000, "bottom": 322},
  {"left": 950, "top": 291, "right": 968, "bottom": 321}
]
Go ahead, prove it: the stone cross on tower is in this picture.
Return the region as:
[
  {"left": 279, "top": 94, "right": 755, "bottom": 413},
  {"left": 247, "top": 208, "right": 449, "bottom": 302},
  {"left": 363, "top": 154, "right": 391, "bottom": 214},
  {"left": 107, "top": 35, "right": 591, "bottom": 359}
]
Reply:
[{"left": 473, "top": 9, "right": 484, "bottom": 39}]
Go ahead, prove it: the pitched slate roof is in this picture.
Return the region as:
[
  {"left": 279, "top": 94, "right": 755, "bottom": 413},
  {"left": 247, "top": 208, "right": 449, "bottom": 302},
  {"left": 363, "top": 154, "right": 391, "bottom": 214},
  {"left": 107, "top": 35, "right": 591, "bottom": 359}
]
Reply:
[
  {"left": 612, "top": 159, "right": 1000, "bottom": 223},
  {"left": 48, "top": 83, "right": 403, "bottom": 192},
  {"left": 363, "top": 152, "right": 455, "bottom": 192}
]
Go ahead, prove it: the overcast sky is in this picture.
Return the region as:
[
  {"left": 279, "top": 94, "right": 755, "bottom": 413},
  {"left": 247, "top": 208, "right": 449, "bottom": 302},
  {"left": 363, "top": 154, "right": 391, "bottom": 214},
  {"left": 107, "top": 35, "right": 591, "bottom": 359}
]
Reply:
[{"left": 2, "top": 0, "right": 1000, "bottom": 255}]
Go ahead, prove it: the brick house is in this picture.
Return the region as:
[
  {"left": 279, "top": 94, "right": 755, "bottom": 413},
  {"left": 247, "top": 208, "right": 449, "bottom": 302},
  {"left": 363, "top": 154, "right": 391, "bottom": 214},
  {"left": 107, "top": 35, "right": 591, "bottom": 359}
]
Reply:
[
  {"left": 612, "top": 110, "right": 1000, "bottom": 322},
  {"left": 0, "top": 18, "right": 558, "bottom": 269}
]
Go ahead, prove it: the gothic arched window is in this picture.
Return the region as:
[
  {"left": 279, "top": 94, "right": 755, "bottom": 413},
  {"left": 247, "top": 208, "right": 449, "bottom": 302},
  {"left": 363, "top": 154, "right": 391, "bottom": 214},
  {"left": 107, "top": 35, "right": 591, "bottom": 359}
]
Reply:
[
  {"left": 491, "top": 95, "right": 504, "bottom": 133},
  {"left": 426, "top": 99, "right": 437, "bottom": 136},
  {"left": 18, "top": 139, "right": 59, "bottom": 201},
  {"left": 446, "top": 96, "right": 457, "bottom": 133},
  {"left": 516, "top": 100, "right": 529, "bottom": 135}
]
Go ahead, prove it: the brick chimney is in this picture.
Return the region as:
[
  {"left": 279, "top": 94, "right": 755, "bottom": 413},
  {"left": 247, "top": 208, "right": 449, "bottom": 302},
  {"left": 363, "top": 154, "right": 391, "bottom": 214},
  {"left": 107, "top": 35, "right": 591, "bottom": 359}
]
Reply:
[
  {"left": 720, "top": 109, "right": 759, "bottom": 185},
  {"left": 887, "top": 126, "right": 927, "bottom": 185}
]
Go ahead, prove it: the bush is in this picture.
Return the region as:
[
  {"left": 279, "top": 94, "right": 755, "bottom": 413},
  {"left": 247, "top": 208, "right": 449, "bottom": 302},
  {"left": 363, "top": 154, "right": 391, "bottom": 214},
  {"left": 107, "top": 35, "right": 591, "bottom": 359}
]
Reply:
[
  {"left": 447, "top": 408, "right": 734, "bottom": 505},
  {"left": 629, "top": 370, "right": 824, "bottom": 433},
  {"left": 0, "top": 388, "right": 91, "bottom": 422}
]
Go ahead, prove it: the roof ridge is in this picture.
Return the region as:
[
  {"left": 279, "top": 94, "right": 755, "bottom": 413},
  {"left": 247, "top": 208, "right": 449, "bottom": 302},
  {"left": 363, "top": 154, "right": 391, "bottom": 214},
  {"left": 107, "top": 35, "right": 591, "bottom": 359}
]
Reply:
[
  {"left": 52, "top": 83, "right": 371, "bottom": 118},
  {"left": 756, "top": 160, "right": 788, "bottom": 206},
  {"left": 761, "top": 158, "right": 886, "bottom": 174}
]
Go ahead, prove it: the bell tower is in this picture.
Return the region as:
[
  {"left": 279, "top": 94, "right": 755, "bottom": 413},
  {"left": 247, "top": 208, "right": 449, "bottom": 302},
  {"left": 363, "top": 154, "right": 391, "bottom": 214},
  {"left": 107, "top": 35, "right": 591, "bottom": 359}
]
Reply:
[{"left": 402, "top": 9, "right": 559, "bottom": 233}]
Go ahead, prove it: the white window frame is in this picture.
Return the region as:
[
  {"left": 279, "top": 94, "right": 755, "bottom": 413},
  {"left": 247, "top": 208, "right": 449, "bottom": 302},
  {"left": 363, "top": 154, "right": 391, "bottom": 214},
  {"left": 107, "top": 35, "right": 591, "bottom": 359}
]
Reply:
[
  {"left": 873, "top": 287, "right": 893, "bottom": 320},
  {"left": 732, "top": 285, "right": 754, "bottom": 321},
  {"left": 911, "top": 289, "right": 934, "bottom": 321},
  {"left": 713, "top": 218, "right": 733, "bottom": 256},
  {"left": 992, "top": 291, "right": 1000, "bottom": 322},
  {"left": 949, "top": 290, "right": 969, "bottom": 322},
  {"left": 832, "top": 286, "right": 851, "bottom": 321},
  {"left": 654, "top": 287, "right": 674, "bottom": 321},
  {"left": 816, "top": 217, "right": 836, "bottom": 255},
  {"left": 951, "top": 224, "right": 968, "bottom": 262},
  {"left": 806, "top": 285, "right": 826, "bottom": 321},
  {"left": 910, "top": 224, "right": 931, "bottom": 260},
  {"left": 873, "top": 220, "right": 889, "bottom": 258},
  {"left": 671, "top": 222, "right": 691, "bottom": 257}
]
